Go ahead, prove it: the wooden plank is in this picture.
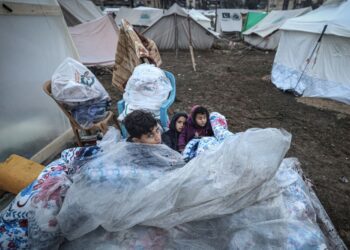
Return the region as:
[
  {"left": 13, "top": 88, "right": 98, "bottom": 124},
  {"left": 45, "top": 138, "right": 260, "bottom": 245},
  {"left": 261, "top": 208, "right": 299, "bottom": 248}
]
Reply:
[{"left": 0, "top": 2, "right": 61, "bottom": 16}]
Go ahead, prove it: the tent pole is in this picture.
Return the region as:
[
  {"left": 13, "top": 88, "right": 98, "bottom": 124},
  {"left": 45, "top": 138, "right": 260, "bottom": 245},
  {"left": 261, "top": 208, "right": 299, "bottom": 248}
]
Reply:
[
  {"left": 293, "top": 24, "right": 328, "bottom": 95},
  {"left": 175, "top": 13, "right": 178, "bottom": 58},
  {"left": 188, "top": 16, "right": 196, "bottom": 71}
]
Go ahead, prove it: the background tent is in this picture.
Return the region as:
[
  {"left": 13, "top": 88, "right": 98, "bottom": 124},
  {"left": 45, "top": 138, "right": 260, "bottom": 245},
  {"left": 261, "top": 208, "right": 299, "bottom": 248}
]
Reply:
[
  {"left": 143, "top": 3, "right": 217, "bottom": 50},
  {"left": 58, "top": 0, "right": 103, "bottom": 26},
  {"left": 188, "top": 9, "right": 211, "bottom": 29},
  {"left": 115, "top": 6, "right": 163, "bottom": 32},
  {"left": 242, "top": 8, "right": 311, "bottom": 50},
  {"left": 242, "top": 11, "right": 267, "bottom": 32},
  {"left": 0, "top": 0, "right": 79, "bottom": 161},
  {"left": 271, "top": 0, "right": 350, "bottom": 104},
  {"left": 69, "top": 15, "right": 119, "bottom": 66}
]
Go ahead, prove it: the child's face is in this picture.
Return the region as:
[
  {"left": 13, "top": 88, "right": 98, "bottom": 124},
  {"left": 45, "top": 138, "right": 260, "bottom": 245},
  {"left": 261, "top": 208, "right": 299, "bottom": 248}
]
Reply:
[
  {"left": 195, "top": 113, "right": 207, "bottom": 127},
  {"left": 175, "top": 116, "right": 186, "bottom": 132},
  {"left": 134, "top": 126, "right": 162, "bottom": 144}
]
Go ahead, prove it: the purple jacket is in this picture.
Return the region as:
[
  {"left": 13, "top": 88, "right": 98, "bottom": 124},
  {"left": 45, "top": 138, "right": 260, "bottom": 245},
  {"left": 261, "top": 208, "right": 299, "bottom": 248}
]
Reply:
[{"left": 178, "top": 106, "right": 213, "bottom": 151}]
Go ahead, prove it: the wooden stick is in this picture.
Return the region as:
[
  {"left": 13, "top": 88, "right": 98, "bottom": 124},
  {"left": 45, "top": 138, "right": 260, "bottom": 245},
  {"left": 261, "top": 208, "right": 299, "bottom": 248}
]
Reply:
[{"left": 188, "top": 16, "right": 196, "bottom": 71}]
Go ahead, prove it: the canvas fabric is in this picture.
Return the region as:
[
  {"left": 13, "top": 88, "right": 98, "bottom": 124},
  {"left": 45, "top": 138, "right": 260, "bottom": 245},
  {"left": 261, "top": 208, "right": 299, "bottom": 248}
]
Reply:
[{"left": 112, "top": 20, "right": 162, "bottom": 92}]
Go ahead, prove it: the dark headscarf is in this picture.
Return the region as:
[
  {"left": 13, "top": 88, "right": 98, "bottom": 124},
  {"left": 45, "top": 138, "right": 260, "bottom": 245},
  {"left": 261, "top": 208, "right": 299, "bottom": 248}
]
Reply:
[{"left": 162, "top": 112, "right": 188, "bottom": 151}]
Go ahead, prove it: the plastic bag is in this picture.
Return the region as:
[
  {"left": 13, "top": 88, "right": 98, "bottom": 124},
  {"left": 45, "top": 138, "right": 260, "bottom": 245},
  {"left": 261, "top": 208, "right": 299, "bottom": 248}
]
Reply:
[
  {"left": 118, "top": 64, "right": 172, "bottom": 121},
  {"left": 51, "top": 57, "right": 109, "bottom": 107}
]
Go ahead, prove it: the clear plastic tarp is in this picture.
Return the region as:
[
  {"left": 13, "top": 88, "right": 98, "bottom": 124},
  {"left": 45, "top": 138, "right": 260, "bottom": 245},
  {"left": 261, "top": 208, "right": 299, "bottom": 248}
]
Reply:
[{"left": 0, "top": 0, "right": 79, "bottom": 161}]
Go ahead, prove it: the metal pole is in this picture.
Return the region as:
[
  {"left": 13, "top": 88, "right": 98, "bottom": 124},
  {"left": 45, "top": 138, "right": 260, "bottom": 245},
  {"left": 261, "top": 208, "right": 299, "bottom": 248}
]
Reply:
[{"left": 293, "top": 24, "right": 328, "bottom": 95}]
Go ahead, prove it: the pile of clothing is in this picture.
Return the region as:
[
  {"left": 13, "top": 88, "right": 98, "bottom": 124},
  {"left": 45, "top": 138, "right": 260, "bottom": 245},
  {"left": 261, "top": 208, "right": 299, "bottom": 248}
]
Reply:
[{"left": 51, "top": 57, "right": 111, "bottom": 129}]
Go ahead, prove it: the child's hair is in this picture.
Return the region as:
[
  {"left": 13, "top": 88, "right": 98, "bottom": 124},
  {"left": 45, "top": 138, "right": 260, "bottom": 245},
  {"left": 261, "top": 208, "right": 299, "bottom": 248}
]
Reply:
[
  {"left": 193, "top": 106, "right": 209, "bottom": 120},
  {"left": 124, "top": 110, "right": 157, "bottom": 139}
]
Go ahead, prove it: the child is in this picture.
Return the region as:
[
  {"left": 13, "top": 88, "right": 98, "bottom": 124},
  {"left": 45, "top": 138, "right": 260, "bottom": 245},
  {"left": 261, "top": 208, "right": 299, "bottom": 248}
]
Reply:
[
  {"left": 178, "top": 105, "right": 213, "bottom": 152},
  {"left": 124, "top": 110, "right": 162, "bottom": 144},
  {"left": 162, "top": 112, "right": 188, "bottom": 152}
]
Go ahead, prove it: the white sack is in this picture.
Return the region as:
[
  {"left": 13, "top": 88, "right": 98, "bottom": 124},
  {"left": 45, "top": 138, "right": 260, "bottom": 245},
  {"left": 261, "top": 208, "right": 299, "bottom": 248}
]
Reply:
[{"left": 119, "top": 64, "right": 172, "bottom": 121}]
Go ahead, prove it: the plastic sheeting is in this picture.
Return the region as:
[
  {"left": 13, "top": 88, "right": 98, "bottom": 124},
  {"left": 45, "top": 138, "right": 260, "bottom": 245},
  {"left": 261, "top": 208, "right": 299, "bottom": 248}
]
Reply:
[
  {"left": 69, "top": 16, "right": 119, "bottom": 66},
  {"left": 117, "top": 64, "right": 172, "bottom": 121},
  {"left": 0, "top": 0, "right": 79, "bottom": 161},
  {"left": 58, "top": 156, "right": 338, "bottom": 249},
  {"left": 57, "top": 128, "right": 291, "bottom": 240}
]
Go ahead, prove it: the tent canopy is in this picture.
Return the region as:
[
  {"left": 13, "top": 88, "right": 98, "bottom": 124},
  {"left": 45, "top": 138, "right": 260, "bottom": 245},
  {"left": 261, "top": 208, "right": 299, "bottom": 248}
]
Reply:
[
  {"left": 280, "top": 0, "right": 350, "bottom": 37},
  {"left": 143, "top": 3, "right": 217, "bottom": 50},
  {"left": 243, "top": 8, "right": 311, "bottom": 38},
  {"left": 58, "top": 0, "right": 103, "bottom": 26},
  {"left": 69, "top": 15, "right": 119, "bottom": 66}
]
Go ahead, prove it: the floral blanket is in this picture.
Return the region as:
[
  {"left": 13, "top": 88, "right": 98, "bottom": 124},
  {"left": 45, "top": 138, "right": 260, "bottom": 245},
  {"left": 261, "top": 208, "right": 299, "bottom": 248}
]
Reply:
[
  {"left": 182, "top": 112, "right": 234, "bottom": 161},
  {"left": 0, "top": 146, "right": 100, "bottom": 249}
]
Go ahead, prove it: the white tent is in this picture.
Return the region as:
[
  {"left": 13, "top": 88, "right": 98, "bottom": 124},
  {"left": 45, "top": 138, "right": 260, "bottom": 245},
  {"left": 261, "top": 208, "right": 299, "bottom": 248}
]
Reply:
[
  {"left": 115, "top": 6, "right": 163, "bottom": 31},
  {"left": 243, "top": 8, "right": 310, "bottom": 50},
  {"left": 69, "top": 15, "right": 119, "bottom": 66},
  {"left": 271, "top": 0, "right": 350, "bottom": 104},
  {"left": 0, "top": 0, "right": 79, "bottom": 161},
  {"left": 58, "top": 0, "right": 103, "bottom": 26},
  {"left": 143, "top": 4, "right": 218, "bottom": 50}
]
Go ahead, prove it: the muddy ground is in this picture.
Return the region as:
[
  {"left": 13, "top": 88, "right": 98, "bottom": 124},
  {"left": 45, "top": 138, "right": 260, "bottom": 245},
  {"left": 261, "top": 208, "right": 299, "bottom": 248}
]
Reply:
[{"left": 97, "top": 47, "right": 350, "bottom": 246}]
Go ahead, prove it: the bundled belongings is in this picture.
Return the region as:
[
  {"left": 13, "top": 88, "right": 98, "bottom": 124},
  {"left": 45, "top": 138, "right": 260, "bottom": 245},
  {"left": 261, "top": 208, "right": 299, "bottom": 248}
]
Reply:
[
  {"left": 118, "top": 64, "right": 172, "bottom": 122},
  {"left": 51, "top": 58, "right": 111, "bottom": 129},
  {"left": 0, "top": 120, "right": 346, "bottom": 248},
  {"left": 112, "top": 19, "right": 162, "bottom": 92}
]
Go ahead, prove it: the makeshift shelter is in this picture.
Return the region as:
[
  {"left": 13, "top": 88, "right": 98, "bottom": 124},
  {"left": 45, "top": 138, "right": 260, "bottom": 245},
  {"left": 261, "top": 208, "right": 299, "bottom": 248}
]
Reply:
[
  {"left": 115, "top": 6, "right": 163, "bottom": 32},
  {"left": 241, "top": 11, "right": 267, "bottom": 32},
  {"left": 0, "top": 0, "right": 79, "bottom": 161},
  {"left": 243, "top": 8, "right": 311, "bottom": 50},
  {"left": 69, "top": 15, "right": 119, "bottom": 66},
  {"left": 271, "top": 0, "right": 350, "bottom": 104},
  {"left": 58, "top": 0, "right": 103, "bottom": 26},
  {"left": 143, "top": 3, "right": 217, "bottom": 50}
]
